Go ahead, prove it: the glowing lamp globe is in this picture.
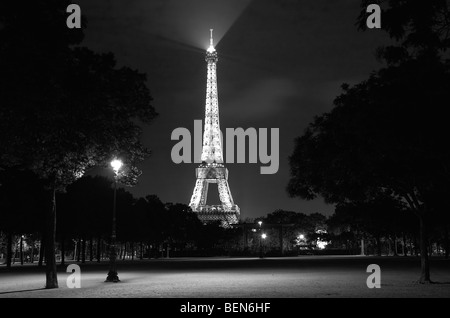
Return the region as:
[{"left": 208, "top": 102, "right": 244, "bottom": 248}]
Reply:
[
  {"left": 111, "top": 159, "right": 123, "bottom": 174},
  {"left": 261, "top": 233, "right": 267, "bottom": 239}
]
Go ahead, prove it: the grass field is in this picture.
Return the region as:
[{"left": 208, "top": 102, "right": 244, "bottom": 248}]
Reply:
[{"left": 1, "top": 256, "right": 449, "bottom": 298}]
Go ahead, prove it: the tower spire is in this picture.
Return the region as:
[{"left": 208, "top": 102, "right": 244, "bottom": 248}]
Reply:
[{"left": 207, "top": 28, "right": 216, "bottom": 53}]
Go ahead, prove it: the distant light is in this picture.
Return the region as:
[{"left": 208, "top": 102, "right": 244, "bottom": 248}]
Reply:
[
  {"left": 299, "top": 234, "right": 305, "bottom": 240},
  {"left": 252, "top": 229, "right": 257, "bottom": 232},
  {"left": 111, "top": 159, "right": 123, "bottom": 174},
  {"left": 261, "top": 233, "right": 267, "bottom": 239},
  {"left": 258, "top": 221, "right": 262, "bottom": 227},
  {"left": 317, "top": 241, "right": 328, "bottom": 250}
]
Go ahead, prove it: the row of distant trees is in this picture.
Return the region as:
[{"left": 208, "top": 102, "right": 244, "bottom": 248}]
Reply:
[
  {"left": 2, "top": 170, "right": 448, "bottom": 268},
  {"left": 327, "top": 196, "right": 449, "bottom": 258},
  {"left": 0, "top": 171, "right": 228, "bottom": 267},
  {"left": 249, "top": 206, "right": 449, "bottom": 258},
  {"left": 0, "top": 170, "right": 330, "bottom": 265}
]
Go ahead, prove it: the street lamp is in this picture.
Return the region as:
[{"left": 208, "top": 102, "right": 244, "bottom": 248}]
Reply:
[
  {"left": 257, "top": 221, "right": 264, "bottom": 258},
  {"left": 260, "top": 233, "right": 267, "bottom": 258},
  {"left": 111, "top": 159, "right": 123, "bottom": 174},
  {"left": 105, "top": 158, "right": 123, "bottom": 283}
]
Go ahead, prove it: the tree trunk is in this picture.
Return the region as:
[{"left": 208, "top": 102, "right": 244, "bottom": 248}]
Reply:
[
  {"left": 76, "top": 239, "right": 81, "bottom": 262},
  {"left": 166, "top": 242, "right": 170, "bottom": 259},
  {"left": 418, "top": 215, "right": 431, "bottom": 283},
  {"left": 6, "top": 232, "right": 12, "bottom": 268},
  {"left": 131, "top": 242, "right": 134, "bottom": 261},
  {"left": 96, "top": 237, "right": 101, "bottom": 262},
  {"left": 393, "top": 237, "right": 398, "bottom": 256},
  {"left": 60, "top": 236, "right": 65, "bottom": 267},
  {"left": 140, "top": 241, "right": 143, "bottom": 260},
  {"left": 413, "top": 236, "right": 419, "bottom": 256},
  {"left": 444, "top": 226, "right": 449, "bottom": 259},
  {"left": 360, "top": 239, "right": 365, "bottom": 256},
  {"left": 376, "top": 236, "right": 382, "bottom": 256},
  {"left": 89, "top": 238, "right": 94, "bottom": 262},
  {"left": 81, "top": 238, "right": 86, "bottom": 264},
  {"left": 402, "top": 233, "right": 407, "bottom": 256},
  {"left": 387, "top": 238, "right": 392, "bottom": 256},
  {"left": 30, "top": 242, "right": 35, "bottom": 263},
  {"left": 279, "top": 225, "right": 283, "bottom": 256},
  {"left": 409, "top": 239, "right": 414, "bottom": 257},
  {"left": 12, "top": 242, "right": 16, "bottom": 264},
  {"left": 38, "top": 236, "right": 45, "bottom": 267},
  {"left": 122, "top": 243, "right": 127, "bottom": 260},
  {"left": 20, "top": 235, "right": 24, "bottom": 265},
  {"left": 45, "top": 188, "right": 58, "bottom": 289}
]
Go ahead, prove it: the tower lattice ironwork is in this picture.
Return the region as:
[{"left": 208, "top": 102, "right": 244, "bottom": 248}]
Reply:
[{"left": 189, "top": 30, "right": 240, "bottom": 227}]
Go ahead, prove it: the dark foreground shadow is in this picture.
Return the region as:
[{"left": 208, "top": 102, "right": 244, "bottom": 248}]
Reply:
[
  {"left": 0, "top": 288, "right": 46, "bottom": 295},
  {"left": 414, "top": 280, "right": 450, "bottom": 285}
]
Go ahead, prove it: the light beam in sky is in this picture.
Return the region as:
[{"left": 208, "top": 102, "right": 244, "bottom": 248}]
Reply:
[{"left": 153, "top": 0, "right": 252, "bottom": 49}]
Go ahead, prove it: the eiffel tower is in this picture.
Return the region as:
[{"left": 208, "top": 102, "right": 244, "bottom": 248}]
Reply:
[{"left": 189, "top": 30, "right": 240, "bottom": 227}]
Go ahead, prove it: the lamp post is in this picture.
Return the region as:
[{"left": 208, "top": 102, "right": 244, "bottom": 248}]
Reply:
[
  {"left": 298, "top": 234, "right": 306, "bottom": 252},
  {"left": 257, "top": 221, "right": 263, "bottom": 258},
  {"left": 260, "top": 233, "right": 267, "bottom": 258},
  {"left": 105, "top": 159, "right": 123, "bottom": 283}
]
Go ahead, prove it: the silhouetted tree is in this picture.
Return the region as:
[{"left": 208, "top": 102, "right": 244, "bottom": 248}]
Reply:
[
  {"left": 163, "top": 203, "right": 202, "bottom": 250},
  {"left": 357, "top": 0, "right": 450, "bottom": 64},
  {"left": 59, "top": 175, "right": 115, "bottom": 263},
  {"left": 329, "top": 195, "right": 407, "bottom": 255},
  {"left": 0, "top": 169, "right": 46, "bottom": 267},
  {"left": 262, "top": 210, "right": 327, "bottom": 252},
  {"left": 0, "top": 2, "right": 157, "bottom": 288},
  {"left": 288, "top": 0, "right": 450, "bottom": 283}
]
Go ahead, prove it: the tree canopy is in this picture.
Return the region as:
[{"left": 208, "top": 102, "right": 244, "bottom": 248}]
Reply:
[
  {"left": 0, "top": 0, "right": 157, "bottom": 288},
  {"left": 288, "top": 0, "right": 450, "bottom": 283}
]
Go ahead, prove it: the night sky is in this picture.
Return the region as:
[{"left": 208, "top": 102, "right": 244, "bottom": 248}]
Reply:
[{"left": 78, "top": 0, "right": 389, "bottom": 219}]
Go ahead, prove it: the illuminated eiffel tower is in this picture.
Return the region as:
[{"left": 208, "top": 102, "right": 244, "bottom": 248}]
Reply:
[{"left": 189, "top": 30, "right": 240, "bottom": 227}]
